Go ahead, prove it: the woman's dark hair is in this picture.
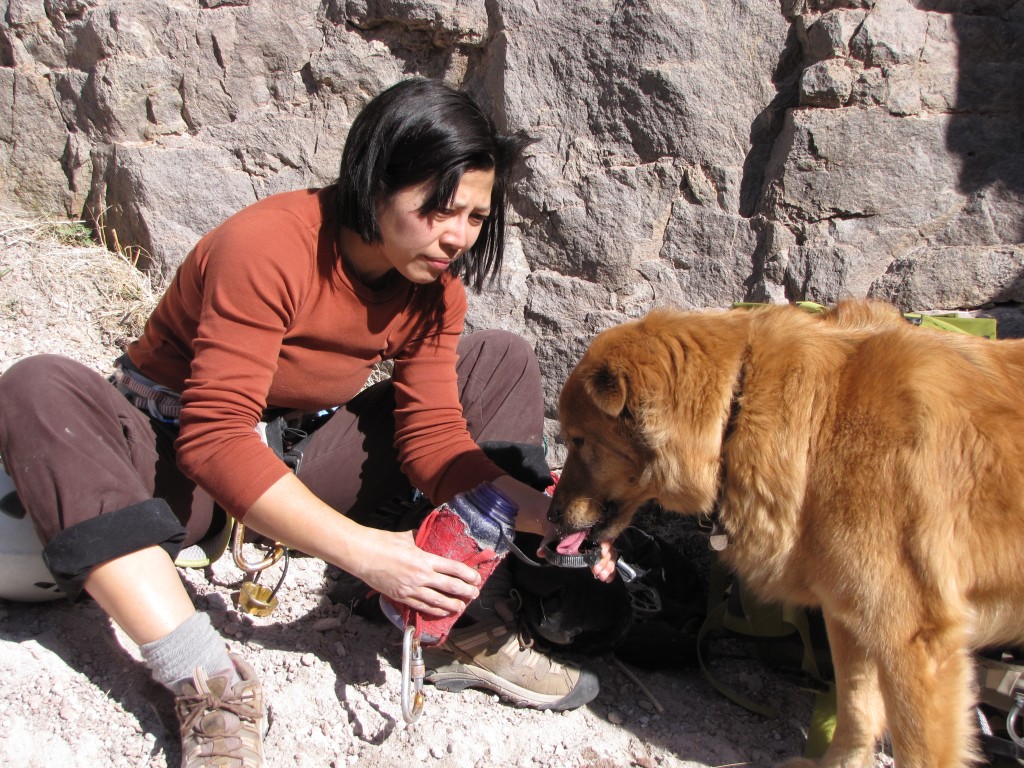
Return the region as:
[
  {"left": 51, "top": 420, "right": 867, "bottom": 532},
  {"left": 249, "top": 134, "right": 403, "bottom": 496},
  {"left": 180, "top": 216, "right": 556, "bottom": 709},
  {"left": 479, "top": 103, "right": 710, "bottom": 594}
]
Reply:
[{"left": 336, "top": 78, "right": 532, "bottom": 291}]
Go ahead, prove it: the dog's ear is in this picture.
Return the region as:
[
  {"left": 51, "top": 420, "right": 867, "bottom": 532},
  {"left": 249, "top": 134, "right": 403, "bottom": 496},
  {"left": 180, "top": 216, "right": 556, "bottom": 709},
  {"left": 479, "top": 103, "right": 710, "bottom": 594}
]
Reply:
[{"left": 585, "top": 363, "right": 628, "bottom": 417}]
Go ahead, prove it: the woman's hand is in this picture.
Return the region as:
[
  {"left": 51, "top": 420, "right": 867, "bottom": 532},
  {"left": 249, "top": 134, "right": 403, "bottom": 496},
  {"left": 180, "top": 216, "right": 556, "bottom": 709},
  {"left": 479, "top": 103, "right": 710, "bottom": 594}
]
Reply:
[
  {"left": 589, "top": 541, "right": 618, "bottom": 583},
  {"left": 241, "top": 473, "right": 481, "bottom": 617},
  {"left": 349, "top": 528, "right": 482, "bottom": 617}
]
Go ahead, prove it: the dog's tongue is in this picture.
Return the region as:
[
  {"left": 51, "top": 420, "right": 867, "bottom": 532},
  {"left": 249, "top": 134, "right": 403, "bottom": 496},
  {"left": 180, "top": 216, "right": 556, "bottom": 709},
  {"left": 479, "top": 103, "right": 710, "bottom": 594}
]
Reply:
[{"left": 556, "top": 530, "right": 590, "bottom": 555}]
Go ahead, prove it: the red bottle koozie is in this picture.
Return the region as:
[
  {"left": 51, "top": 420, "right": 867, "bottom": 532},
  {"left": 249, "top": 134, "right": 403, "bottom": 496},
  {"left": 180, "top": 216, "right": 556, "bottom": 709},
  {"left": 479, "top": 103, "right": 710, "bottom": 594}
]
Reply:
[{"left": 381, "top": 503, "right": 506, "bottom": 646}]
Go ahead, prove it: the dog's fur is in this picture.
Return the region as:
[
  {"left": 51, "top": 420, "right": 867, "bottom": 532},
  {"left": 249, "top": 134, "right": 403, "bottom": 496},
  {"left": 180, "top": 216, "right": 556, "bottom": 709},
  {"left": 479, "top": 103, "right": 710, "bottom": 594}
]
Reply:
[{"left": 549, "top": 300, "right": 1024, "bottom": 768}]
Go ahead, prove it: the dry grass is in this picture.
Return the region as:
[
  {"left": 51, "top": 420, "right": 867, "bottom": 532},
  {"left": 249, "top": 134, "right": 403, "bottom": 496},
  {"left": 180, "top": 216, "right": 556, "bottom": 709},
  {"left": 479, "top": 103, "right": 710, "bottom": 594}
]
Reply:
[{"left": 0, "top": 206, "right": 157, "bottom": 375}]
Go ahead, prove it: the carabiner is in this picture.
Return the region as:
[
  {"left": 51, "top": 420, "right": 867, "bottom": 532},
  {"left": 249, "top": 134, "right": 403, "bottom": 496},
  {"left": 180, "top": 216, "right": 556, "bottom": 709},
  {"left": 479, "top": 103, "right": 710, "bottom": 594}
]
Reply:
[
  {"left": 232, "top": 522, "right": 286, "bottom": 575},
  {"left": 401, "top": 625, "right": 425, "bottom": 724}
]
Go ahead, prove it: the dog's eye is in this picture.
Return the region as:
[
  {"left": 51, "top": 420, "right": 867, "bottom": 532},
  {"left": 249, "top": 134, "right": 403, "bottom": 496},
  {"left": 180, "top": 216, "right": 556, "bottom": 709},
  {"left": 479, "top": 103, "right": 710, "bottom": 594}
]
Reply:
[{"left": 571, "top": 437, "right": 584, "bottom": 449}]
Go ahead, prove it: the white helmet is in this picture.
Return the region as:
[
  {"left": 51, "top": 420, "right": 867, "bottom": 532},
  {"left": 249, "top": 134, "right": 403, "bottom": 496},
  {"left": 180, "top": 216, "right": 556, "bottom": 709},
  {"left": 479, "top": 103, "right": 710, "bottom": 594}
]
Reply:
[{"left": 0, "top": 466, "right": 63, "bottom": 602}]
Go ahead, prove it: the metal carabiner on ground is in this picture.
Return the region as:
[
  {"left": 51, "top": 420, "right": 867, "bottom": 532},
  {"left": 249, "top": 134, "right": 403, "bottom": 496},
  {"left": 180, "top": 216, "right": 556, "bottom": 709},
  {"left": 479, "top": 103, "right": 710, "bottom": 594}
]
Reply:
[
  {"left": 400, "top": 625, "right": 425, "bottom": 724},
  {"left": 232, "top": 522, "right": 286, "bottom": 574}
]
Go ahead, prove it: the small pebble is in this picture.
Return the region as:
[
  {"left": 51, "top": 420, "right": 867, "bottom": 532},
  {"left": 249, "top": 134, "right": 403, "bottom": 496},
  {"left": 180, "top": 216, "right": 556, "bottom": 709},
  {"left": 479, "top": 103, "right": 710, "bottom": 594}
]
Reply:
[{"left": 607, "top": 710, "right": 624, "bottom": 725}]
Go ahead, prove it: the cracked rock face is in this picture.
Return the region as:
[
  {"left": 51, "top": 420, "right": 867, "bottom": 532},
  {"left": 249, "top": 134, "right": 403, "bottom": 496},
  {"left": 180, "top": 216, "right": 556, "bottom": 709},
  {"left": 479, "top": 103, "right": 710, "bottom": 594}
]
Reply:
[{"left": 2, "top": 0, "right": 1023, "bottom": 455}]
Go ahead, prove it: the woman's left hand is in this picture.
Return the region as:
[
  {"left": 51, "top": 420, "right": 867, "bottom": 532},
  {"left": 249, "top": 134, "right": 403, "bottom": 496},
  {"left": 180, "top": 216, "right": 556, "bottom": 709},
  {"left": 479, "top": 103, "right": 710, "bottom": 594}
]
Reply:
[{"left": 588, "top": 540, "right": 618, "bottom": 583}]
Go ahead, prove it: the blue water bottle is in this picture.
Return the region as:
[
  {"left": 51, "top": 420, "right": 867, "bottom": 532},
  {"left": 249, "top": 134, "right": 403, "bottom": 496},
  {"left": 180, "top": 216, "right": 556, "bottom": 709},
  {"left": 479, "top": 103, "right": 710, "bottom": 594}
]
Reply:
[{"left": 450, "top": 482, "right": 518, "bottom": 556}]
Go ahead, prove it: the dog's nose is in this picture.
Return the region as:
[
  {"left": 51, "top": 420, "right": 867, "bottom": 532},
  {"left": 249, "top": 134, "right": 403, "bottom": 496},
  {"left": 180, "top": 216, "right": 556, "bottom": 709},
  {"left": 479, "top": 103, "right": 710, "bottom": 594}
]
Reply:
[{"left": 547, "top": 504, "right": 562, "bottom": 524}]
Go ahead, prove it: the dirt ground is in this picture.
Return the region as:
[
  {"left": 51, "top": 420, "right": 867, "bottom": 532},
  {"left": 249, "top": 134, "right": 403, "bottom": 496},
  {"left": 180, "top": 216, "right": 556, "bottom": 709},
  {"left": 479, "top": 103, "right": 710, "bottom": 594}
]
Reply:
[{"left": 0, "top": 207, "right": 892, "bottom": 767}]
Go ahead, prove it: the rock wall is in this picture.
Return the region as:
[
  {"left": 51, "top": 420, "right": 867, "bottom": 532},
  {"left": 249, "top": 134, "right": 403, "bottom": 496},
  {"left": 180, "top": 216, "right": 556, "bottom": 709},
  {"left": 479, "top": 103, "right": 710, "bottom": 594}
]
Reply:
[{"left": 3, "top": 0, "right": 1023, "bottom": 450}]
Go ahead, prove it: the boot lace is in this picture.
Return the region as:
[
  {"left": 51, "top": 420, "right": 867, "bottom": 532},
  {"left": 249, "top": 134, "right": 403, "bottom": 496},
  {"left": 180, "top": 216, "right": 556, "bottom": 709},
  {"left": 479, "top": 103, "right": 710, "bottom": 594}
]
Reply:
[{"left": 177, "top": 674, "right": 261, "bottom": 761}]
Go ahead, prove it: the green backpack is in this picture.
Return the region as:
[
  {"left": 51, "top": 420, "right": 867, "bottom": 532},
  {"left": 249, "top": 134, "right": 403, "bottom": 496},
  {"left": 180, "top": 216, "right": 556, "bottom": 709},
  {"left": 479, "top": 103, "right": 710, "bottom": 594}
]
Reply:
[{"left": 699, "top": 302, "right": 999, "bottom": 760}]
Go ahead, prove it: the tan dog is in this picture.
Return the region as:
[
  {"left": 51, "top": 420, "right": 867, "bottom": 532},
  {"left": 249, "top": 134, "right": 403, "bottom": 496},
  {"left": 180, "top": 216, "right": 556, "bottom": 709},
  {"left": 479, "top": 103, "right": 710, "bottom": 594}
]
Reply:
[{"left": 549, "top": 300, "right": 1024, "bottom": 768}]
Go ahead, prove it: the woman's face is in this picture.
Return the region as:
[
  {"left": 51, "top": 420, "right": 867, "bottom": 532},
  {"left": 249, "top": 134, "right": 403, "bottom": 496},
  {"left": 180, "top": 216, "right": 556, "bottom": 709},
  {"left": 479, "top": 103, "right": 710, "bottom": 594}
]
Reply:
[{"left": 355, "top": 168, "right": 496, "bottom": 287}]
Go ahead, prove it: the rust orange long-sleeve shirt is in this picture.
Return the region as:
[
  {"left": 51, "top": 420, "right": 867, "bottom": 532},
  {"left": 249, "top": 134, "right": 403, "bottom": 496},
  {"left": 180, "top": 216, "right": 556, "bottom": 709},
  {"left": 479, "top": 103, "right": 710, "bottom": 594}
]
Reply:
[{"left": 127, "top": 186, "right": 501, "bottom": 519}]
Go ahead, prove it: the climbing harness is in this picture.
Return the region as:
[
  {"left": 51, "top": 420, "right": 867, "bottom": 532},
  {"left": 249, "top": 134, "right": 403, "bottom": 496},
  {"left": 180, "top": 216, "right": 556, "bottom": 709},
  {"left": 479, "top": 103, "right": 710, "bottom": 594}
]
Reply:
[
  {"left": 111, "top": 358, "right": 183, "bottom": 423},
  {"left": 112, "top": 357, "right": 296, "bottom": 615}
]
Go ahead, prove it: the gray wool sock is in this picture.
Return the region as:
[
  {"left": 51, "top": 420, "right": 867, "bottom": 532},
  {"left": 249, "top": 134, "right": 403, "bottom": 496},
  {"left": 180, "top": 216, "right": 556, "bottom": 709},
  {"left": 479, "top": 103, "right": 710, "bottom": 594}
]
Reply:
[{"left": 140, "top": 611, "right": 236, "bottom": 694}]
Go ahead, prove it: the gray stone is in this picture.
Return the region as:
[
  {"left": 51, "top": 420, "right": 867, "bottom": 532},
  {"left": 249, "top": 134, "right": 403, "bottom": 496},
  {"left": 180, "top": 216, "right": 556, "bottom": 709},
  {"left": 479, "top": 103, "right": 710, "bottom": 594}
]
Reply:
[
  {"left": 660, "top": 202, "right": 760, "bottom": 310},
  {"left": 800, "top": 59, "right": 856, "bottom": 107},
  {"left": 345, "top": 0, "right": 489, "bottom": 47},
  {"left": 0, "top": 70, "right": 74, "bottom": 214},
  {"left": 804, "top": 8, "right": 868, "bottom": 62},
  {"left": 871, "top": 246, "right": 1024, "bottom": 310},
  {"left": 850, "top": 0, "right": 929, "bottom": 68},
  {"left": 86, "top": 139, "right": 258, "bottom": 282}
]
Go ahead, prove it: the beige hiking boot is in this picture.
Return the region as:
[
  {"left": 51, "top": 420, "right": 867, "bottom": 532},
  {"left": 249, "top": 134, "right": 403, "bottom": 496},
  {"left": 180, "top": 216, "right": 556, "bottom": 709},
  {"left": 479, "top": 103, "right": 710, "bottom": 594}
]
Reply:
[
  {"left": 175, "top": 653, "right": 265, "bottom": 767},
  {"left": 424, "top": 612, "right": 600, "bottom": 711}
]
